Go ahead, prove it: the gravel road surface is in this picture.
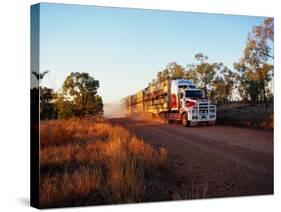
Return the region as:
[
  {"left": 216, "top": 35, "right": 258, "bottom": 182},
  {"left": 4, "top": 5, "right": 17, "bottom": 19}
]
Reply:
[{"left": 109, "top": 118, "right": 273, "bottom": 198}]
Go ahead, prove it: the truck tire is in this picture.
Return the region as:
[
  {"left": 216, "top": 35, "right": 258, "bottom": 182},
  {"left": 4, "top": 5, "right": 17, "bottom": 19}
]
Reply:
[
  {"left": 182, "top": 113, "right": 190, "bottom": 127},
  {"left": 207, "top": 121, "right": 216, "bottom": 126},
  {"left": 164, "top": 114, "right": 170, "bottom": 124}
]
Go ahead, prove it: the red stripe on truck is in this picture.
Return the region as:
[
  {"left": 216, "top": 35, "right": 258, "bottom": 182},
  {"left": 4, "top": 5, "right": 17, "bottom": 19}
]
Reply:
[{"left": 171, "top": 94, "right": 177, "bottom": 108}]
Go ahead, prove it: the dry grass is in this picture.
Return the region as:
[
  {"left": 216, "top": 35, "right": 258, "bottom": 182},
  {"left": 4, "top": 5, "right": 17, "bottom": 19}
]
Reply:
[
  {"left": 217, "top": 103, "right": 273, "bottom": 130},
  {"left": 40, "top": 117, "right": 168, "bottom": 208}
]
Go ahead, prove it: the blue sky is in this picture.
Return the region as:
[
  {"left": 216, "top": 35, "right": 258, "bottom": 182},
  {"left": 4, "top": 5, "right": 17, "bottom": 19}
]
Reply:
[{"left": 38, "top": 3, "right": 265, "bottom": 103}]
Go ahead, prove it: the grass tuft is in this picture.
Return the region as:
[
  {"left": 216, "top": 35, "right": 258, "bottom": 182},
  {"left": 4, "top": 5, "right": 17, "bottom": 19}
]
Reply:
[{"left": 40, "top": 117, "right": 168, "bottom": 208}]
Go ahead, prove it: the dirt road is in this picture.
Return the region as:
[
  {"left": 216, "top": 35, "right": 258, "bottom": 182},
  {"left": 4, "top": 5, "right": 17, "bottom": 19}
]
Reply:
[{"left": 109, "top": 118, "right": 273, "bottom": 199}]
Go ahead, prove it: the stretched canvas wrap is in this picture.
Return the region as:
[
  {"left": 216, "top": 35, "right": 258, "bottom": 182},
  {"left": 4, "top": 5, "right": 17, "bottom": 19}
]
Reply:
[{"left": 31, "top": 3, "right": 274, "bottom": 209}]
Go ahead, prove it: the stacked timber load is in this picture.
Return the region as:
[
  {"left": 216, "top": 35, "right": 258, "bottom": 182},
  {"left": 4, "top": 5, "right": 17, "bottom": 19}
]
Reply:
[
  {"left": 124, "top": 95, "right": 134, "bottom": 113},
  {"left": 132, "top": 90, "right": 144, "bottom": 113},
  {"left": 124, "top": 79, "right": 171, "bottom": 114},
  {"left": 124, "top": 90, "right": 144, "bottom": 114},
  {"left": 143, "top": 79, "right": 170, "bottom": 114}
]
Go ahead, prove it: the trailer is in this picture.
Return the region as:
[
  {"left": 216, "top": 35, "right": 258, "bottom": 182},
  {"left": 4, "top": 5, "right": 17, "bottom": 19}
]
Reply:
[{"left": 124, "top": 79, "right": 216, "bottom": 126}]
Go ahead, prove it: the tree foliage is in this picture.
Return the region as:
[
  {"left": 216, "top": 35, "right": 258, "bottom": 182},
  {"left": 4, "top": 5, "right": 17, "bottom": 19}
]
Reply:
[
  {"left": 186, "top": 53, "right": 217, "bottom": 97},
  {"left": 154, "top": 62, "right": 185, "bottom": 84},
  {"left": 38, "top": 71, "right": 103, "bottom": 120},
  {"left": 234, "top": 18, "right": 273, "bottom": 104},
  {"left": 249, "top": 17, "right": 273, "bottom": 61},
  {"left": 209, "top": 66, "right": 238, "bottom": 104},
  {"left": 40, "top": 87, "right": 56, "bottom": 120},
  {"left": 62, "top": 72, "right": 103, "bottom": 118},
  {"left": 32, "top": 70, "right": 49, "bottom": 81},
  {"left": 55, "top": 93, "right": 74, "bottom": 119},
  {"left": 167, "top": 62, "right": 185, "bottom": 79}
]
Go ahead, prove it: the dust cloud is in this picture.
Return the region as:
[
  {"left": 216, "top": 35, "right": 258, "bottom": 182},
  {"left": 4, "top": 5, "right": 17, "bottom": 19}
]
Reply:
[{"left": 103, "top": 103, "right": 126, "bottom": 118}]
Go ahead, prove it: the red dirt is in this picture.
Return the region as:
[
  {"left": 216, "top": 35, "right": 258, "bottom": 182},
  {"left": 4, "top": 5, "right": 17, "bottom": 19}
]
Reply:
[{"left": 108, "top": 118, "right": 273, "bottom": 199}]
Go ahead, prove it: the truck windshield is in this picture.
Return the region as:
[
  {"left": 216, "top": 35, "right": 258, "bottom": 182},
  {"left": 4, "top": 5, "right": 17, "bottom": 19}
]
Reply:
[{"left": 186, "top": 90, "right": 203, "bottom": 99}]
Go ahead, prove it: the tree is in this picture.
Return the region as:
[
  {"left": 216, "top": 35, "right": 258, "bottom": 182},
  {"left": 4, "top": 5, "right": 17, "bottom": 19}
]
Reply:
[
  {"left": 31, "top": 69, "right": 57, "bottom": 120},
  {"left": 209, "top": 66, "right": 238, "bottom": 104},
  {"left": 32, "top": 70, "right": 49, "bottom": 81},
  {"left": 250, "top": 17, "right": 274, "bottom": 62},
  {"left": 234, "top": 18, "right": 273, "bottom": 104},
  {"left": 166, "top": 62, "right": 185, "bottom": 79},
  {"left": 209, "top": 77, "right": 226, "bottom": 104},
  {"left": 62, "top": 72, "right": 103, "bottom": 117},
  {"left": 154, "top": 62, "right": 185, "bottom": 84},
  {"left": 156, "top": 71, "right": 163, "bottom": 83},
  {"left": 162, "top": 68, "right": 170, "bottom": 80},
  {"left": 185, "top": 66, "right": 198, "bottom": 83},
  {"left": 235, "top": 62, "right": 272, "bottom": 104},
  {"left": 187, "top": 53, "right": 217, "bottom": 97},
  {"left": 91, "top": 95, "right": 103, "bottom": 115},
  {"left": 220, "top": 66, "right": 238, "bottom": 102},
  {"left": 55, "top": 93, "right": 74, "bottom": 119},
  {"left": 40, "top": 87, "right": 56, "bottom": 119}
]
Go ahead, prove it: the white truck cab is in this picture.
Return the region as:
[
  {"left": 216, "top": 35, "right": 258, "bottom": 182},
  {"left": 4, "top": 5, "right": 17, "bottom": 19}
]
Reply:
[{"left": 170, "top": 79, "right": 216, "bottom": 126}]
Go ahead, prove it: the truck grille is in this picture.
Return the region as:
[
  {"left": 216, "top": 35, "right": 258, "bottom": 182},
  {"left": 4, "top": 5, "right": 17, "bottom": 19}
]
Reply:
[{"left": 190, "top": 101, "right": 216, "bottom": 117}]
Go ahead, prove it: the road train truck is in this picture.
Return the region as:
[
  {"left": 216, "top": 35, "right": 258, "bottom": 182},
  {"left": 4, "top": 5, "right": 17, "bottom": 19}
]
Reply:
[{"left": 124, "top": 79, "right": 216, "bottom": 126}]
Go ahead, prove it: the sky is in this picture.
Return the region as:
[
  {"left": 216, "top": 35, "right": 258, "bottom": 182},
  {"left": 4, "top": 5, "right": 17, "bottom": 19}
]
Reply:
[{"left": 37, "top": 3, "right": 266, "bottom": 103}]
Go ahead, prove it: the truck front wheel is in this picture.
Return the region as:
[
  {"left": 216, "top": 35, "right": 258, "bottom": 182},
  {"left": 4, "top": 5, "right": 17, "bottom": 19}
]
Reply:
[
  {"left": 207, "top": 121, "right": 216, "bottom": 126},
  {"left": 164, "top": 114, "right": 170, "bottom": 124},
  {"left": 182, "top": 113, "right": 190, "bottom": 127}
]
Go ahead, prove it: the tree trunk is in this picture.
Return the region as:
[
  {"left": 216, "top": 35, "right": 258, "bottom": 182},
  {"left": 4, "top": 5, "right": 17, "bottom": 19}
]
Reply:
[
  {"left": 203, "top": 84, "right": 208, "bottom": 98},
  {"left": 260, "top": 80, "right": 267, "bottom": 105}
]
